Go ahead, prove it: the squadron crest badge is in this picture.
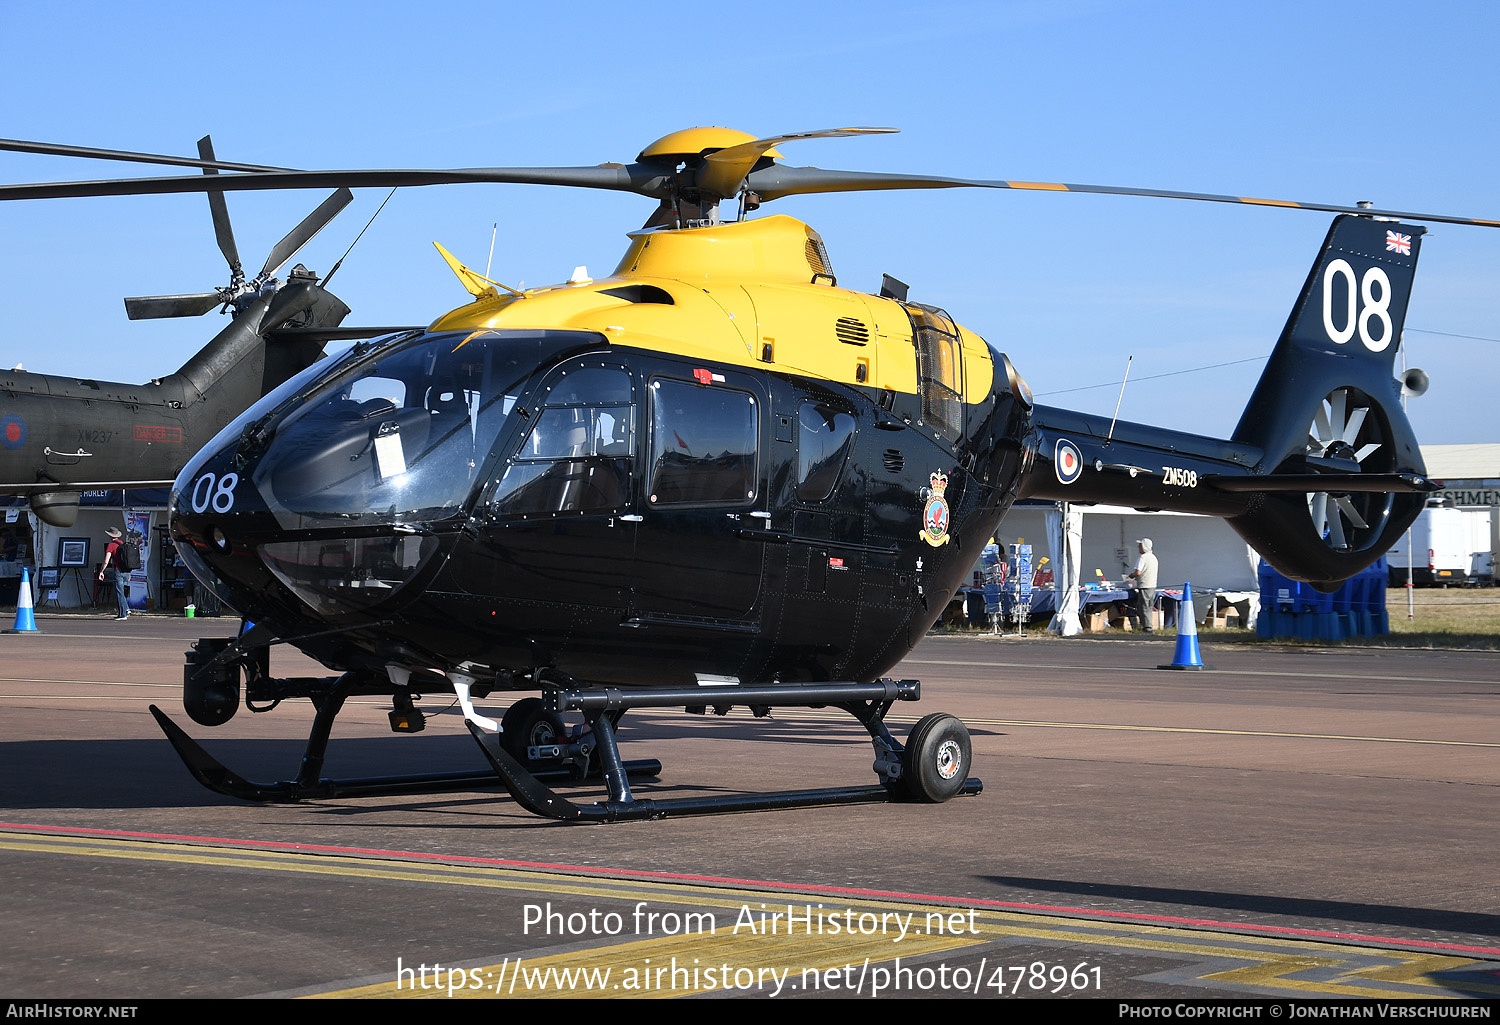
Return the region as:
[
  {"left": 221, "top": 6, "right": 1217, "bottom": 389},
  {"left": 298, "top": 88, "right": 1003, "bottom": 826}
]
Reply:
[{"left": 921, "top": 471, "right": 952, "bottom": 547}]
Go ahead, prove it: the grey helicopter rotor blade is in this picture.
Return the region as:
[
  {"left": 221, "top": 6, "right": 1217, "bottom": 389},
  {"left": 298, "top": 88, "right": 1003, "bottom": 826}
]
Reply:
[
  {"left": 120, "top": 136, "right": 246, "bottom": 320},
  {"left": 120, "top": 141, "right": 350, "bottom": 319},
  {"left": 744, "top": 165, "right": 1500, "bottom": 228},
  {"left": 697, "top": 127, "right": 896, "bottom": 201},
  {"left": 258, "top": 187, "right": 355, "bottom": 280},
  {"left": 123, "top": 292, "right": 224, "bottom": 320},
  {"left": 0, "top": 165, "right": 673, "bottom": 202},
  {"left": 5, "top": 136, "right": 1496, "bottom": 228},
  {"left": 198, "top": 137, "right": 242, "bottom": 281},
  {"left": 125, "top": 186, "right": 354, "bottom": 318},
  {"left": 0, "top": 136, "right": 287, "bottom": 173}
]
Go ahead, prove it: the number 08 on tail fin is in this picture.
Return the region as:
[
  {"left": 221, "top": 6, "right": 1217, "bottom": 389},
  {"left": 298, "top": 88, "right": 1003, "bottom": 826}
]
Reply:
[{"left": 1022, "top": 215, "right": 1437, "bottom": 589}]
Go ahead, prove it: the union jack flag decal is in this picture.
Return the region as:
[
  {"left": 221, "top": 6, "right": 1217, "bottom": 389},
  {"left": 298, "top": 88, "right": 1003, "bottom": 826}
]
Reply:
[{"left": 1385, "top": 230, "right": 1412, "bottom": 256}]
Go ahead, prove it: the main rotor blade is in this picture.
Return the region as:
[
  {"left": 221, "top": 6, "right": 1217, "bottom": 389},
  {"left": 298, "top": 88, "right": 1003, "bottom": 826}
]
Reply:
[
  {"left": 124, "top": 292, "right": 223, "bottom": 320},
  {"left": 0, "top": 165, "right": 673, "bottom": 202},
  {"left": 698, "top": 127, "right": 895, "bottom": 201},
  {"left": 0, "top": 137, "right": 287, "bottom": 173},
  {"left": 259, "top": 187, "right": 354, "bottom": 279},
  {"left": 198, "top": 137, "right": 241, "bottom": 280},
  {"left": 743, "top": 165, "right": 1500, "bottom": 228},
  {"left": 5, "top": 152, "right": 1496, "bottom": 230}
]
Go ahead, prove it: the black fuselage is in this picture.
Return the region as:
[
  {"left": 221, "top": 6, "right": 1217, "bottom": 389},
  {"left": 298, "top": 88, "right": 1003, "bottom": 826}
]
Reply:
[{"left": 170, "top": 330, "right": 1031, "bottom": 688}]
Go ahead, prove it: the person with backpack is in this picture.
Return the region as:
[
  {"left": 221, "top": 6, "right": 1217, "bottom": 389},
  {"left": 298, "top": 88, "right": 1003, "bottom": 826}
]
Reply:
[{"left": 98, "top": 525, "right": 133, "bottom": 621}]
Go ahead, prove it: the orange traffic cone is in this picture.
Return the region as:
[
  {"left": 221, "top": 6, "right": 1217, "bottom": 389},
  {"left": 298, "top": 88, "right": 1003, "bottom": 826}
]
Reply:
[
  {"left": 1158, "top": 581, "right": 1205, "bottom": 670},
  {"left": 5, "top": 566, "right": 40, "bottom": 634}
]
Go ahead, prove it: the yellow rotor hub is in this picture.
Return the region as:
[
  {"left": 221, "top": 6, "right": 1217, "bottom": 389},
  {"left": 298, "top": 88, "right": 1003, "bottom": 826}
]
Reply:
[{"left": 637, "top": 127, "right": 783, "bottom": 162}]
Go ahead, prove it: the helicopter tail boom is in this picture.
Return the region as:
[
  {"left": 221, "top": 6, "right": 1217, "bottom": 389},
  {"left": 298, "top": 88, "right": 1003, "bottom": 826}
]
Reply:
[
  {"left": 1222, "top": 214, "right": 1430, "bottom": 587},
  {"left": 1020, "top": 214, "right": 1432, "bottom": 588}
]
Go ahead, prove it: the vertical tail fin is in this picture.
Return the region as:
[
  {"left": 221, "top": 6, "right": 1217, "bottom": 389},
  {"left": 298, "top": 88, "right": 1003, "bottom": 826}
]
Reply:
[{"left": 1228, "top": 215, "right": 1429, "bottom": 586}]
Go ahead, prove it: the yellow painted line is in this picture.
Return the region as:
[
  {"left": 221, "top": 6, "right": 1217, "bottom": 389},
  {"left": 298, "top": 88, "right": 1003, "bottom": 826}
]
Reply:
[
  {"left": 713, "top": 707, "right": 1500, "bottom": 749},
  {"left": 1004, "top": 181, "right": 1070, "bottom": 191},
  {"left": 1241, "top": 197, "right": 1303, "bottom": 208},
  {"left": 0, "top": 832, "right": 999, "bottom": 924},
  {"left": 1350, "top": 953, "right": 1500, "bottom": 994},
  {"left": 969, "top": 718, "right": 1500, "bottom": 748},
  {"left": 5, "top": 829, "right": 1495, "bottom": 999},
  {"left": 4, "top": 685, "right": 1478, "bottom": 750},
  {"left": 0, "top": 834, "right": 774, "bottom": 907},
  {"left": 1206, "top": 952, "right": 1500, "bottom": 998},
  {"left": 905, "top": 656, "right": 1498, "bottom": 684},
  {"left": 320, "top": 911, "right": 1500, "bottom": 999}
]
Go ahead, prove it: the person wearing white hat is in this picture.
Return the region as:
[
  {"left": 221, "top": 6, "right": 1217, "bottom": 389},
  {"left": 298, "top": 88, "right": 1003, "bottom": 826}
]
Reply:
[
  {"left": 98, "top": 526, "right": 129, "bottom": 621},
  {"left": 1126, "top": 538, "right": 1158, "bottom": 633}
]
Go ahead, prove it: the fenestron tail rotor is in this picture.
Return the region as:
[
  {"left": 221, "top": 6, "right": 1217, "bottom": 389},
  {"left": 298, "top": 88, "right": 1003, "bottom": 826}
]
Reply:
[
  {"left": 120, "top": 135, "right": 352, "bottom": 321},
  {"left": 1306, "top": 388, "right": 1391, "bottom": 552}
]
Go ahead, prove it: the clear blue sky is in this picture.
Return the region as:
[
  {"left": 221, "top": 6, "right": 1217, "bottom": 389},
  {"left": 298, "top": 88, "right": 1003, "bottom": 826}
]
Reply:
[{"left": 2, "top": 0, "right": 1496, "bottom": 444}]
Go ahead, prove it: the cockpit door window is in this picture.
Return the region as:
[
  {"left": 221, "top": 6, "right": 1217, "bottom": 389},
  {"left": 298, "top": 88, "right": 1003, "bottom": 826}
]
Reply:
[
  {"left": 796, "top": 400, "right": 856, "bottom": 503},
  {"left": 646, "top": 378, "right": 758, "bottom": 507},
  {"left": 490, "top": 363, "right": 635, "bottom": 517}
]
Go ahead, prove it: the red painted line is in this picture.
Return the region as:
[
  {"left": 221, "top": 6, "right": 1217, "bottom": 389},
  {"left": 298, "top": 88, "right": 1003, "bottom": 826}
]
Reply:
[{"left": 6, "top": 821, "right": 1499, "bottom": 958}]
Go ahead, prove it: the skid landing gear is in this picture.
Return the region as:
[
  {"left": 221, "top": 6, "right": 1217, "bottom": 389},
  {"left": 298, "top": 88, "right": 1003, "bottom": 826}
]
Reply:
[
  {"left": 152, "top": 649, "right": 981, "bottom": 819},
  {"left": 462, "top": 679, "right": 983, "bottom": 822},
  {"left": 149, "top": 670, "right": 660, "bottom": 803}
]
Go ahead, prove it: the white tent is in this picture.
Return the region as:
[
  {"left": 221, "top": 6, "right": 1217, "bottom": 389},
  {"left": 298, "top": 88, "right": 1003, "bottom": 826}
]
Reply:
[
  {"left": 1001, "top": 503, "right": 1260, "bottom": 592},
  {"left": 1045, "top": 502, "right": 1084, "bottom": 636},
  {"left": 996, "top": 502, "right": 1261, "bottom": 631}
]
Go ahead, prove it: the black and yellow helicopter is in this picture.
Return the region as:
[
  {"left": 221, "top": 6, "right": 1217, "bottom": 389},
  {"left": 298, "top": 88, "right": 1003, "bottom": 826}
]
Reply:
[
  {"left": 0, "top": 138, "right": 377, "bottom": 528},
  {"left": 3, "top": 126, "right": 1488, "bottom": 821}
]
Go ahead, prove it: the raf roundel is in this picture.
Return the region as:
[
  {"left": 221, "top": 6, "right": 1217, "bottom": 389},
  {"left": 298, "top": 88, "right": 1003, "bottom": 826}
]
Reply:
[
  {"left": 0, "top": 415, "right": 26, "bottom": 451},
  {"left": 1055, "top": 439, "right": 1083, "bottom": 485}
]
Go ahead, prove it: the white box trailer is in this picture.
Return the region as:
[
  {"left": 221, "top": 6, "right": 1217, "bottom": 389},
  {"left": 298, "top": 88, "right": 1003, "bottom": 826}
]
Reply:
[{"left": 1384, "top": 507, "right": 1494, "bottom": 586}]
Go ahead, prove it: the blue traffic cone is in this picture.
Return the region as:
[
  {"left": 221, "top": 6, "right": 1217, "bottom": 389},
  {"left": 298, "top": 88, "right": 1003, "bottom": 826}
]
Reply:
[
  {"left": 1158, "top": 581, "right": 1205, "bottom": 670},
  {"left": 5, "top": 566, "right": 40, "bottom": 634}
]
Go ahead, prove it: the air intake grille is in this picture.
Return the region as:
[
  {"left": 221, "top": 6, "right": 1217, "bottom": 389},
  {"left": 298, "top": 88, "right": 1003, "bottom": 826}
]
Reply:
[
  {"left": 883, "top": 449, "right": 905, "bottom": 473},
  {"left": 835, "top": 317, "right": 870, "bottom": 345},
  {"left": 805, "top": 237, "right": 832, "bottom": 276}
]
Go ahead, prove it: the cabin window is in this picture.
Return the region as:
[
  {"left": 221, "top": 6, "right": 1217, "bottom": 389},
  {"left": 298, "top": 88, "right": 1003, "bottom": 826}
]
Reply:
[
  {"left": 250, "top": 330, "right": 532, "bottom": 529},
  {"left": 796, "top": 400, "right": 856, "bottom": 502},
  {"left": 647, "top": 378, "right": 758, "bottom": 506},
  {"left": 907, "top": 304, "right": 964, "bottom": 444},
  {"left": 491, "top": 365, "right": 634, "bottom": 517},
  {"left": 347, "top": 376, "right": 407, "bottom": 409}
]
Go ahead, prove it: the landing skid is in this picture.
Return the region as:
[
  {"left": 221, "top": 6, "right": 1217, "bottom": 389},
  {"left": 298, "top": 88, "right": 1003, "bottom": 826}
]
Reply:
[
  {"left": 462, "top": 679, "right": 983, "bottom": 822},
  {"left": 148, "top": 683, "right": 661, "bottom": 804},
  {"left": 152, "top": 668, "right": 981, "bottom": 820}
]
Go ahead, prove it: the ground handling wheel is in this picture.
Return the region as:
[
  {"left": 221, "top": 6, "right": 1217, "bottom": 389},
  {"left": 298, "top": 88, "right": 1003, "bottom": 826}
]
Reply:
[
  {"left": 902, "top": 713, "right": 972, "bottom": 802},
  {"left": 499, "top": 697, "right": 565, "bottom": 766}
]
